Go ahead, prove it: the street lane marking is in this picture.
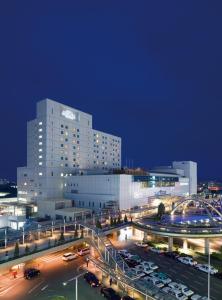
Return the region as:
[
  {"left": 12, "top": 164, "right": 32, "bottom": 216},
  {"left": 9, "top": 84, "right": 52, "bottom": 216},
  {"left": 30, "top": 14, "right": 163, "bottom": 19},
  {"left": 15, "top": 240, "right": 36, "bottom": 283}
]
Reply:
[
  {"left": 68, "top": 277, "right": 76, "bottom": 282},
  {"left": 41, "top": 284, "right": 48, "bottom": 291},
  {"left": 28, "top": 280, "right": 44, "bottom": 294}
]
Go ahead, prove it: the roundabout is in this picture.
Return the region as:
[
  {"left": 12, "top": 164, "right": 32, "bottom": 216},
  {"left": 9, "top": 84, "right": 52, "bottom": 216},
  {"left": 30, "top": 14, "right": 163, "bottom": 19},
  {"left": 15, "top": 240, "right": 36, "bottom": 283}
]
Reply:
[{"left": 133, "top": 197, "right": 222, "bottom": 253}]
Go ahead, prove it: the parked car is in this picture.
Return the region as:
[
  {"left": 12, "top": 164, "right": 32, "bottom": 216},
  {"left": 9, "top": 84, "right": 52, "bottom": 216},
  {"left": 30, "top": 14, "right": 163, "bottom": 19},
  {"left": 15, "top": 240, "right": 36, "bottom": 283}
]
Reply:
[
  {"left": 214, "top": 272, "right": 222, "bottom": 279},
  {"left": 150, "top": 277, "right": 164, "bottom": 288},
  {"left": 164, "top": 251, "right": 180, "bottom": 259},
  {"left": 179, "top": 284, "right": 194, "bottom": 297},
  {"left": 162, "top": 286, "right": 173, "bottom": 294},
  {"left": 84, "top": 272, "right": 100, "bottom": 287},
  {"left": 24, "top": 268, "right": 40, "bottom": 280},
  {"left": 150, "top": 247, "right": 164, "bottom": 254},
  {"left": 196, "top": 264, "right": 218, "bottom": 274},
  {"left": 177, "top": 256, "right": 197, "bottom": 266},
  {"left": 127, "top": 254, "right": 141, "bottom": 263},
  {"left": 134, "top": 241, "right": 148, "bottom": 248},
  {"left": 141, "top": 261, "right": 158, "bottom": 270},
  {"left": 125, "top": 259, "right": 139, "bottom": 268},
  {"left": 168, "top": 282, "right": 182, "bottom": 290},
  {"left": 62, "top": 252, "right": 78, "bottom": 261},
  {"left": 118, "top": 250, "right": 130, "bottom": 258},
  {"left": 100, "top": 287, "right": 121, "bottom": 300},
  {"left": 174, "top": 291, "right": 188, "bottom": 300},
  {"left": 191, "top": 294, "right": 202, "bottom": 300},
  {"left": 121, "top": 296, "right": 134, "bottom": 300},
  {"left": 130, "top": 268, "right": 146, "bottom": 278},
  {"left": 78, "top": 247, "right": 90, "bottom": 256},
  {"left": 152, "top": 272, "right": 172, "bottom": 284}
]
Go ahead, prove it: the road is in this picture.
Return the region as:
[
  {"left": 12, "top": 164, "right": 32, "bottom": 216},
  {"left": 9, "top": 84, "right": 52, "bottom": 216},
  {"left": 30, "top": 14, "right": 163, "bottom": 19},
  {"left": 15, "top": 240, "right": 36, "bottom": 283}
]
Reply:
[
  {"left": 0, "top": 246, "right": 105, "bottom": 300},
  {"left": 111, "top": 238, "right": 222, "bottom": 300}
]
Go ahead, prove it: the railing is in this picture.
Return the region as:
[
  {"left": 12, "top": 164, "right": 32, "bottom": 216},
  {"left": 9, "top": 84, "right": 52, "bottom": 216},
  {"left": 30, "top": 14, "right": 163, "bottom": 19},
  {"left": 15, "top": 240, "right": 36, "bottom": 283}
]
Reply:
[{"left": 134, "top": 221, "right": 222, "bottom": 235}]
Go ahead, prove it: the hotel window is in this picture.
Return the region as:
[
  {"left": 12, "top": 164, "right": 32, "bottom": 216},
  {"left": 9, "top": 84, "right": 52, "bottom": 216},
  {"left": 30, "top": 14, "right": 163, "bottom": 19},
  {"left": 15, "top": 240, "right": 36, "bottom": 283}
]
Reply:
[
  {"left": 39, "top": 162, "right": 42, "bottom": 166},
  {"left": 39, "top": 122, "right": 42, "bottom": 125},
  {"left": 39, "top": 155, "right": 42, "bottom": 159},
  {"left": 61, "top": 173, "right": 64, "bottom": 177},
  {"left": 39, "top": 135, "right": 42, "bottom": 139},
  {"left": 61, "top": 124, "right": 64, "bottom": 128},
  {"left": 38, "top": 172, "right": 43, "bottom": 176},
  {"left": 39, "top": 149, "right": 43, "bottom": 152},
  {"left": 61, "top": 131, "right": 64, "bottom": 134},
  {"left": 61, "top": 144, "right": 64, "bottom": 147},
  {"left": 39, "top": 142, "right": 42, "bottom": 146},
  {"left": 38, "top": 128, "right": 42, "bottom": 132}
]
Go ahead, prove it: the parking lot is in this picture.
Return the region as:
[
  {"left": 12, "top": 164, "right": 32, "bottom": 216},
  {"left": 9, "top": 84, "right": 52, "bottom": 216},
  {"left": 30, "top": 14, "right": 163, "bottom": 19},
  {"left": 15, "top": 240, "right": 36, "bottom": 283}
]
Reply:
[{"left": 112, "top": 239, "right": 222, "bottom": 300}]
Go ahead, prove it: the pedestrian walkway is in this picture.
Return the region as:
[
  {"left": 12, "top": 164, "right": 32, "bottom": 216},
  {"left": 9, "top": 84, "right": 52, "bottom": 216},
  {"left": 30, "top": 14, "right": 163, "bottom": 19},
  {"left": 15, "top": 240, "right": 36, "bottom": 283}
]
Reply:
[{"left": 37, "top": 252, "right": 63, "bottom": 264}]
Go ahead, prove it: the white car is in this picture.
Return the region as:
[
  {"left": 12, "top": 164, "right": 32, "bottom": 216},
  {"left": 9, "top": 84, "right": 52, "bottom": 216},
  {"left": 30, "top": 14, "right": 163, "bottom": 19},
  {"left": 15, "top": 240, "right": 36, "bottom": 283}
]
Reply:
[
  {"left": 177, "top": 256, "right": 197, "bottom": 266},
  {"left": 174, "top": 291, "right": 188, "bottom": 300},
  {"left": 141, "top": 261, "right": 158, "bottom": 270},
  {"left": 135, "top": 241, "right": 148, "bottom": 248},
  {"left": 179, "top": 284, "right": 194, "bottom": 296},
  {"left": 150, "top": 247, "right": 164, "bottom": 254},
  {"left": 150, "top": 277, "right": 164, "bottom": 288},
  {"left": 196, "top": 264, "right": 218, "bottom": 274},
  {"left": 191, "top": 295, "right": 202, "bottom": 300},
  {"left": 62, "top": 252, "right": 78, "bottom": 261},
  {"left": 130, "top": 268, "right": 146, "bottom": 278},
  {"left": 162, "top": 286, "right": 172, "bottom": 294},
  {"left": 135, "top": 264, "right": 153, "bottom": 274},
  {"left": 168, "top": 282, "right": 181, "bottom": 290}
]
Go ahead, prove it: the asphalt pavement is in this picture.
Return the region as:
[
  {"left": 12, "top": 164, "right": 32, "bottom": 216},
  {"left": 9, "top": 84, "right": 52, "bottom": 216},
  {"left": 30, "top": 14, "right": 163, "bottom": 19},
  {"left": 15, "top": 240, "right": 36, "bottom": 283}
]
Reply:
[{"left": 117, "top": 241, "right": 222, "bottom": 300}]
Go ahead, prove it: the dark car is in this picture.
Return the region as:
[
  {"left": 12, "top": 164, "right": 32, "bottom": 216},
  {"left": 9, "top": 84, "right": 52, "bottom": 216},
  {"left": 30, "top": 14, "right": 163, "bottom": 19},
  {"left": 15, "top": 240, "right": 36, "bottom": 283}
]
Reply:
[
  {"left": 101, "top": 287, "right": 121, "bottom": 300},
  {"left": 84, "top": 272, "right": 100, "bottom": 287},
  {"left": 121, "top": 296, "right": 134, "bottom": 300},
  {"left": 214, "top": 272, "right": 222, "bottom": 280},
  {"left": 24, "top": 268, "right": 40, "bottom": 279},
  {"left": 164, "top": 251, "right": 180, "bottom": 259},
  {"left": 125, "top": 259, "right": 139, "bottom": 268}
]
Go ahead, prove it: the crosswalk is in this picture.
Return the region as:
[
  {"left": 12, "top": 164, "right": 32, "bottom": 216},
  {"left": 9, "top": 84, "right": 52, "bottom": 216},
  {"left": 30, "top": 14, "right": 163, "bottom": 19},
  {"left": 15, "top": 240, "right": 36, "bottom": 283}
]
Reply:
[{"left": 38, "top": 252, "right": 63, "bottom": 263}]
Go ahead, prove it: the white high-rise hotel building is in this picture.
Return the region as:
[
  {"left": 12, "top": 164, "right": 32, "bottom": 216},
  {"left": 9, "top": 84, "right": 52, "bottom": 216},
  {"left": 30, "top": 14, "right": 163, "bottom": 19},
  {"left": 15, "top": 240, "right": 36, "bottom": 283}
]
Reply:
[
  {"left": 17, "top": 99, "right": 121, "bottom": 203},
  {"left": 17, "top": 99, "right": 197, "bottom": 217}
]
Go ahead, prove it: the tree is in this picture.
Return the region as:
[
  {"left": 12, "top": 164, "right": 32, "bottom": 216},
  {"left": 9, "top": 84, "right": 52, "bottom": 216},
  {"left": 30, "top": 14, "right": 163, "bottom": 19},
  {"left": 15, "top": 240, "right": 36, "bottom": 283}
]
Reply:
[
  {"left": 74, "top": 227, "right": 78, "bottom": 238},
  {"left": 124, "top": 214, "right": 128, "bottom": 223},
  {"left": 157, "top": 202, "right": 165, "bottom": 219},
  {"left": 33, "top": 243, "right": 38, "bottom": 253},
  {"left": 54, "top": 238, "right": 57, "bottom": 246},
  {"left": 117, "top": 215, "right": 121, "bottom": 224},
  {"left": 96, "top": 220, "right": 102, "bottom": 229},
  {"left": 113, "top": 218, "right": 117, "bottom": 225},
  {"left": 14, "top": 242, "right": 19, "bottom": 258},
  {"left": 110, "top": 216, "right": 113, "bottom": 226},
  {"left": 80, "top": 229, "right": 84, "bottom": 238},
  {"left": 48, "top": 239, "right": 51, "bottom": 248},
  {"left": 59, "top": 231, "right": 65, "bottom": 243},
  {"left": 25, "top": 244, "right": 30, "bottom": 255}
]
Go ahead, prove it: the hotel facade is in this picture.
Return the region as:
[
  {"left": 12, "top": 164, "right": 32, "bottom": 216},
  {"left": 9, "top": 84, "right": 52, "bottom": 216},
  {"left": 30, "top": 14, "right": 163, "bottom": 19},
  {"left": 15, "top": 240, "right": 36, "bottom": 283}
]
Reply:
[{"left": 17, "top": 99, "right": 197, "bottom": 219}]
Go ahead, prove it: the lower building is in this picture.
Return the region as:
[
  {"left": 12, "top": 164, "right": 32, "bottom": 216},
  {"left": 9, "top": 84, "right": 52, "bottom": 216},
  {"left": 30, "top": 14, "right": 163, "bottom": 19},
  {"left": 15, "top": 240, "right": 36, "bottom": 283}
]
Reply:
[{"left": 63, "top": 172, "right": 190, "bottom": 211}]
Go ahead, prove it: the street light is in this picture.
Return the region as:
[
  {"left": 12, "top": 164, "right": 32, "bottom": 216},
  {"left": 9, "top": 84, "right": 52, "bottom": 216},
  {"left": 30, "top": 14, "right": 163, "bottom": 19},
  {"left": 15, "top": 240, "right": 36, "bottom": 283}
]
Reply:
[{"left": 208, "top": 240, "right": 211, "bottom": 300}]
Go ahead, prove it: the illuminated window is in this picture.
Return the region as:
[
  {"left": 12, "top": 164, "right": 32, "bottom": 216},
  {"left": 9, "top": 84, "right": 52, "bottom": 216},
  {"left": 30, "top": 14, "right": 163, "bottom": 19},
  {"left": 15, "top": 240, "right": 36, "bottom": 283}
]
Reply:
[
  {"left": 39, "top": 162, "right": 42, "bottom": 166},
  {"left": 39, "top": 135, "right": 42, "bottom": 139},
  {"left": 38, "top": 128, "right": 42, "bottom": 132},
  {"left": 39, "top": 172, "right": 43, "bottom": 176},
  {"left": 39, "top": 155, "right": 42, "bottom": 159},
  {"left": 61, "top": 173, "right": 64, "bottom": 177},
  {"left": 39, "top": 149, "right": 42, "bottom": 152},
  {"left": 24, "top": 182, "right": 27, "bottom": 186},
  {"left": 39, "top": 122, "right": 42, "bottom": 125},
  {"left": 39, "top": 142, "right": 42, "bottom": 146}
]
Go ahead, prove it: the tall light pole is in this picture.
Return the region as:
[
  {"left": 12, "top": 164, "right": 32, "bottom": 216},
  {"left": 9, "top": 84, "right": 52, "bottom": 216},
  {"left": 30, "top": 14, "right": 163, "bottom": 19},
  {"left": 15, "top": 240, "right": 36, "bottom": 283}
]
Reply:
[{"left": 208, "top": 240, "right": 211, "bottom": 300}]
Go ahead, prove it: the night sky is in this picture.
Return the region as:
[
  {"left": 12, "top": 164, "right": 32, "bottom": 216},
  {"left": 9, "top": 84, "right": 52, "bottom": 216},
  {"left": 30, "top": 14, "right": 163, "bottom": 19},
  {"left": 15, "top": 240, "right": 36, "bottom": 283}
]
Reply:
[{"left": 0, "top": 1, "right": 222, "bottom": 181}]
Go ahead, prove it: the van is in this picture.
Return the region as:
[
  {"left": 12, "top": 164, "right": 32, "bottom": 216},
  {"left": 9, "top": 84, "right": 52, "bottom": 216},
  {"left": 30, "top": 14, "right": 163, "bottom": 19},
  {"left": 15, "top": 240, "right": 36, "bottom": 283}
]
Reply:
[
  {"left": 62, "top": 252, "right": 78, "bottom": 261},
  {"left": 78, "top": 247, "right": 90, "bottom": 256}
]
